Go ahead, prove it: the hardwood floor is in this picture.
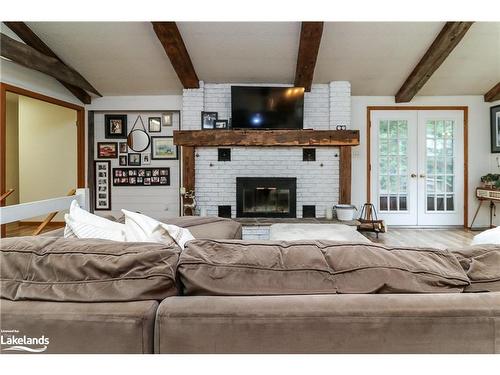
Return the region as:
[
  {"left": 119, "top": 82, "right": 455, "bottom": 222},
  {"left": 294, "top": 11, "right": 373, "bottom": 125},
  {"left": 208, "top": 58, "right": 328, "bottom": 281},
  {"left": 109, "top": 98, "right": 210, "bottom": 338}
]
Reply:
[
  {"left": 361, "top": 228, "right": 475, "bottom": 249},
  {"left": 5, "top": 222, "right": 65, "bottom": 237}
]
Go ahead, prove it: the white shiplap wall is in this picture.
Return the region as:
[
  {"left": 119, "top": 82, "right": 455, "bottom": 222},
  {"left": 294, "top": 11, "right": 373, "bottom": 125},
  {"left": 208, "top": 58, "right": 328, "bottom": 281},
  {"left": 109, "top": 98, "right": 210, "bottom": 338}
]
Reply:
[{"left": 93, "top": 111, "right": 180, "bottom": 219}]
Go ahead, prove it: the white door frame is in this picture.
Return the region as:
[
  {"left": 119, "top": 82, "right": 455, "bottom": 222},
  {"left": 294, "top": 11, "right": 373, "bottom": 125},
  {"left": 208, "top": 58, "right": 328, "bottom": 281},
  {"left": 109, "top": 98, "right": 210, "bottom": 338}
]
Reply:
[{"left": 367, "top": 106, "right": 469, "bottom": 227}]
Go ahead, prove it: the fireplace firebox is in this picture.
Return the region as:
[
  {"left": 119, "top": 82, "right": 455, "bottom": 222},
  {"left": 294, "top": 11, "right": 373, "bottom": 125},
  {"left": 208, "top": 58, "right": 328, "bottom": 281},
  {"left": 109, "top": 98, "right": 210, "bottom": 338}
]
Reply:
[{"left": 236, "top": 177, "right": 296, "bottom": 218}]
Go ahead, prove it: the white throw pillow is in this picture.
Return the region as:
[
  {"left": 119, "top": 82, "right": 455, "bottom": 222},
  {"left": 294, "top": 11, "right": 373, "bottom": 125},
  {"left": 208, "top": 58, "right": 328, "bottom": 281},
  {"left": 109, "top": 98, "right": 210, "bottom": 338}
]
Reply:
[
  {"left": 472, "top": 226, "right": 500, "bottom": 245},
  {"left": 64, "top": 200, "right": 126, "bottom": 241},
  {"left": 122, "top": 209, "right": 194, "bottom": 249}
]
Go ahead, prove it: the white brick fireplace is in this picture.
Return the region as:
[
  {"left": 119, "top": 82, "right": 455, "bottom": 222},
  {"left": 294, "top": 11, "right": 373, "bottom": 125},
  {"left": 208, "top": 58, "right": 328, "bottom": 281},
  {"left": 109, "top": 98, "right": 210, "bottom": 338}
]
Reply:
[{"left": 181, "top": 81, "right": 352, "bottom": 218}]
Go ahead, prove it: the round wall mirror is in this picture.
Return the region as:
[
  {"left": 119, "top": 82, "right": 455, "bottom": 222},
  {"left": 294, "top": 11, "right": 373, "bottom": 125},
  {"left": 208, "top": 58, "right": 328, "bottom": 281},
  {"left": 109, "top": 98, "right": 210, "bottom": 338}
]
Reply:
[{"left": 127, "top": 129, "right": 150, "bottom": 152}]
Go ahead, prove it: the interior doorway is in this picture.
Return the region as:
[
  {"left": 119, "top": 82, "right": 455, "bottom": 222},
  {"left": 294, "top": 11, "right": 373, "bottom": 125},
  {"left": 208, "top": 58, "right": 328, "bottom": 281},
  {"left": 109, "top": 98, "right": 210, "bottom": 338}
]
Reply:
[{"left": 0, "top": 83, "right": 85, "bottom": 237}]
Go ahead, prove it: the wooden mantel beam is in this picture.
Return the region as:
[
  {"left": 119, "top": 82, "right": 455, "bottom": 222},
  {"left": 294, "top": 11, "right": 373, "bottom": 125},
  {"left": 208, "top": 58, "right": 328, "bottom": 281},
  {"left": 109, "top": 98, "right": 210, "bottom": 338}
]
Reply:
[
  {"left": 152, "top": 22, "right": 199, "bottom": 89},
  {"left": 1, "top": 33, "right": 101, "bottom": 97},
  {"left": 294, "top": 22, "right": 324, "bottom": 92},
  {"left": 4, "top": 22, "right": 94, "bottom": 104},
  {"left": 484, "top": 82, "right": 500, "bottom": 102},
  {"left": 395, "top": 22, "right": 473, "bottom": 103},
  {"left": 173, "top": 129, "right": 359, "bottom": 147}
]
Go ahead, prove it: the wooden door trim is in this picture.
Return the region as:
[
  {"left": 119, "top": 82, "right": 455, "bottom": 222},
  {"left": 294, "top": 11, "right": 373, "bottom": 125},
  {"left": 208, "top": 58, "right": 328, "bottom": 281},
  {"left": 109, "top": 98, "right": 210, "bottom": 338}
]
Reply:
[
  {"left": 366, "top": 106, "right": 469, "bottom": 227},
  {"left": 0, "top": 83, "right": 85, "bottom": 237}
]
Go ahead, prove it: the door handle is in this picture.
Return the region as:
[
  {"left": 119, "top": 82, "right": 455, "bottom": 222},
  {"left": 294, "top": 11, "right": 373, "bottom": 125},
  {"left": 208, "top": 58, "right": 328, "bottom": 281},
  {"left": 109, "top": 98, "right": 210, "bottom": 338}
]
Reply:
[
  {"left": 419, "top": 174, "right": 426, "bottom": 178},
  {"left": 410, "top": 173, "right": 417, "bottom": 178}
]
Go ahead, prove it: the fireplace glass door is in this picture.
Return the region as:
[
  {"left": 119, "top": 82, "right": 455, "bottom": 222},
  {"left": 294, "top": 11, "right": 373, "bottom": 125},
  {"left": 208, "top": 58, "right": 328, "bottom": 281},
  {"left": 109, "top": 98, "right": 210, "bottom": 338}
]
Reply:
[{"left": 236, "top": 177, "right": 296, "bottom": 218}]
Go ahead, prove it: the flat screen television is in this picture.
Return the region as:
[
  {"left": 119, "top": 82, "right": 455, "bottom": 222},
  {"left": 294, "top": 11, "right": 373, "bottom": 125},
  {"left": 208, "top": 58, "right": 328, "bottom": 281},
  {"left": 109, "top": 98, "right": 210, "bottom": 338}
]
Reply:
[{"left": 231, "top": 86, "right": 304, "bottom": 129}]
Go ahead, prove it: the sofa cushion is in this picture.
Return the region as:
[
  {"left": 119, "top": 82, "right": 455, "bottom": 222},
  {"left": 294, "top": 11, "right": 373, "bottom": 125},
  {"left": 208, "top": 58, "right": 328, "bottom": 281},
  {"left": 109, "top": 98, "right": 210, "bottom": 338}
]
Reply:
[
  {"left": 0, "top": 236, "right": 180, "bottom": 302},
  {"left": 178, "top": 240, "right": 470, "bottom": 296},
  {"left": 161, "top": 216, "right": 242, "bottom": 240},
  {"left": 450, "top": 244, "right": 500, "bottom": 292}
]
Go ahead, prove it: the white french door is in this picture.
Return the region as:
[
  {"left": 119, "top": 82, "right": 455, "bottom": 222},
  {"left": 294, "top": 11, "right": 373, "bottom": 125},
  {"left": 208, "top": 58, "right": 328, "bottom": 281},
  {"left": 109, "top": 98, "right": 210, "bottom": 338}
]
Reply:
[{"left": 370, "top": 110, "right": 464, "bottom": 226}]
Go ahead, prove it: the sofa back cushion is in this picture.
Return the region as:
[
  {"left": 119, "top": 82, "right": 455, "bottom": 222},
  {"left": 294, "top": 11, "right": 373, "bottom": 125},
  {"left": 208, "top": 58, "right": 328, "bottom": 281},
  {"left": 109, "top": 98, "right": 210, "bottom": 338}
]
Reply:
[
  {"left": 0, "top": 236, "right": 180, "bottom": 302},
  {"left": 178, "top": 240, "right": 469, "bottom": 295},
  {"left": 450, "top": 244, "right": 500, "bottom": 292}
]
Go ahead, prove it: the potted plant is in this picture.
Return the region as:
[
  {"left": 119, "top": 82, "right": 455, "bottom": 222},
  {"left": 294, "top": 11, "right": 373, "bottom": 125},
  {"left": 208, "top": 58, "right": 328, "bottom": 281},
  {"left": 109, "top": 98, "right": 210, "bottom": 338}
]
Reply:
[{"left": 481, "top": 174, "right": 500, "bottom": 189}]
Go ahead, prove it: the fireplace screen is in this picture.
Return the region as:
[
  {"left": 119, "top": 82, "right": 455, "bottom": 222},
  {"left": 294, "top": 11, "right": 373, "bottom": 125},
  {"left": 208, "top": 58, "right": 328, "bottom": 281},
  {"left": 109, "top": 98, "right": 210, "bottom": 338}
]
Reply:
[{"left": 236, "top": 177, "right": 296, "bottom": 218}]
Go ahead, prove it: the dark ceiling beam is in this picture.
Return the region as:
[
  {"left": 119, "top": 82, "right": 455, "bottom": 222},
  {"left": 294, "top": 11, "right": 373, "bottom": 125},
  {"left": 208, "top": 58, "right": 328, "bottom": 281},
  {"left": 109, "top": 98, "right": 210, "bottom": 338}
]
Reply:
[
  {"left": 1, "top": 33, "right": 101, "bottom": 96},
  {"left": 294, "top": 22, "right": 324, "bottom": 92},
  {"left": 151, "top": 22, "right": 199, "bottom": 89},
  {"left": 4, "top": 22, "right": 95, "bottom": 104},
  {"left": 484, "top": 82, "right": 500, "bottom": 102},
  {"left": 395, "top": 22, "right": 474, "bottom": 103}
]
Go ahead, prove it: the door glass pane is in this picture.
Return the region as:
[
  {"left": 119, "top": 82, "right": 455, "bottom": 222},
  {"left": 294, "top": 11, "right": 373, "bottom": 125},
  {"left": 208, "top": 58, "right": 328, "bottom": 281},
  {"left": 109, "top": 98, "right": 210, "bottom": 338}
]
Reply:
[
  {"left": 378, "top": 119, "right": 409, "bottom": 212},
  {"left": 379, "top": 196, "right": 388, "bottom": 211},
  {"left": 425, "top": 118, "right": 455, "bottom": 212}
]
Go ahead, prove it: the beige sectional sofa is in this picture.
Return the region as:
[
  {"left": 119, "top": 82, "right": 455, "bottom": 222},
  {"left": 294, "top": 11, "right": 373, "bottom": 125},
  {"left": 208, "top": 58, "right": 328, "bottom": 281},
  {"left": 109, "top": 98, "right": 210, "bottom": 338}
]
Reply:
[{"left": 1, "top": 217, "right": 500, "bottom": 354}]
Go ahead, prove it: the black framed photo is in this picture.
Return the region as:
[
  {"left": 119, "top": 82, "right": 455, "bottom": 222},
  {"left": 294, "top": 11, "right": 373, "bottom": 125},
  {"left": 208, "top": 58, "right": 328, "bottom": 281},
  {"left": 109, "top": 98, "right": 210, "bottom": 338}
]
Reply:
[
  {"left": 119, "top": 142, "right": 128, "bottom": 154},
  {"left": 128, "top": 153, "right": 141, "bottom": 166},
  {"left": 97, "top": 142, "right": 118, "bottom": 159},
  {"left": 151, "top": 136, "right": 178, "bottom": 160},
  {"left": 119, "top": 155, "right": 127, "bottom": 166},
  {"left": 201, "top": 111, "right": 218, "bottom": 130},
  {"left": 142, "top": 153, "right": 151, "bottom": 165},
  {"left": 148, "top": 117, "right": 162, "bottom": 133},
  {"left": 105, "top": 114, "right": 127, "bottom": 139},
  {"left": 162, "top": 112, "right": 173, "bottom": 127},
  {"left": 491, "top": 105, "right": 500, "bottom": 153},
  {"left": 214, "top": 119, "right": 228, "bottom": 129},
  {"left": 94, "top": 161, "right": 111, "bottom": 210}
]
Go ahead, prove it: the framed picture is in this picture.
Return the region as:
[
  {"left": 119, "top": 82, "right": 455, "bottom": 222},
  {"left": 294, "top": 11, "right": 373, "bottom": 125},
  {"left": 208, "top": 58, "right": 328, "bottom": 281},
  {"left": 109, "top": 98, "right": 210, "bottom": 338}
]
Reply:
[
  {"left": 97, "top": 142, "right": 118, "bottom": 159},
  {"left": 94, "top": 161, "right": 111, "bottom": 210},
  {"left": 215, "top": 119, "right": 228, "bottom": 129},
  {"left": 112, "top": 168, "right": 170, "bottom": 186},
  {"left": 162, "top": 112, "right": 173, "bottom": 127},
  {"left": 491, "top": 105, "right": 500, "bottom": 153},
  {"left": 119, "top": 142, "right": 128, "bottom": 154},
  {"left": 201, "top": 111, "right": 218, "bottom": 130},
  {"left": 119, "top": 155, "right": 127, "bottom": 166},
  {"left": 148, "top": 117, "right": 162, "bottom": 133},
  {"left": 142, "top": 153, "right": 151, "bottom": 165},
  {"left": 151, "top": 136, "right": 178, "bottom": 160},
  {"left": 128, "top": 153, "right": 141, "bottom": 166},
  {"left": 105, "top": 114, "right": 127, "bottom": 139}
]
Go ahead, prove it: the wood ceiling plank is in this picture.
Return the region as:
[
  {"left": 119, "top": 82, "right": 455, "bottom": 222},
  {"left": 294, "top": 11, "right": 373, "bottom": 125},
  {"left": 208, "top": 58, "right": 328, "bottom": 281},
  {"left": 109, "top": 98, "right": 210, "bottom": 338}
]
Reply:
[
  {"left": 1, "top": 33, "right": 101, "bottom": 97},
  {"left": 395, "top": 22, "right": 474, "bottom": 103},
  {"left": 173, "top": 129, "right": 360, "bottom": 147},
  {"left": 4, "top": 22, "right": 99, "bottom": 103},
  {"left": 484, "top": 82, "right": 500, "bottom": 102},
  {"left": 152, "top": 22, "right": 199, "bottom": 89},
  {"left": 294, "top": 22, "right": 324, "bottom": 92}
]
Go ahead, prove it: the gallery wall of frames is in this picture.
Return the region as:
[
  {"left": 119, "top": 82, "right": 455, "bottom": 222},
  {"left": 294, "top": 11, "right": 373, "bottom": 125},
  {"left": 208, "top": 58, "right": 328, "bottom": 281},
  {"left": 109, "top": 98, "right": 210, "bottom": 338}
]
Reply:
[{"left": 91, "top": 110, "right": 181, "bottom": 218}]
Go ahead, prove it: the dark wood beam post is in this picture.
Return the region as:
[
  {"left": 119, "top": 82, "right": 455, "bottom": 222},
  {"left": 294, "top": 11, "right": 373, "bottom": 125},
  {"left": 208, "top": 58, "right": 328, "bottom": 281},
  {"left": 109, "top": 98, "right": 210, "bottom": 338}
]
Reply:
[
  {"left": 1, "top": 33, "right": 101, "bottom": 96},
  {"left": 152, "top": 22, "right": 199, "bottom": 89},
  {"left": 182, "top": 146, "right": 196, "bottom": 215},
  {"left": 484, "top": 82, "right": 500, "bottom": 102},
  {"left": 294, "top": 22, "right": 324, "bottom": 92},
  {"left": 339, "top": 146, "right": 352, "bottom": 204},
  {"left": 395, "top": 22, "right": 473, "bottom": 103},
  {"left": 4, "top": 22, "right": 94, "bottom": 104}
]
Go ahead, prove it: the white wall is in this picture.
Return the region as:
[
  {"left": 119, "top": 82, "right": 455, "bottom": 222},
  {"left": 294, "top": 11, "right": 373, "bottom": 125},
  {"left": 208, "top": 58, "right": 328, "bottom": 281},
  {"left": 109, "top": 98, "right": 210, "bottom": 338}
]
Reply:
[
  {"left": 18, "top": 95, "right": 78, "bottom": 221},
  {"left": 351, "top": 95, "right": 499, "bottom": 227},
  {"left": 86, "top": 96, "right": 183, "bottom": 219}
]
